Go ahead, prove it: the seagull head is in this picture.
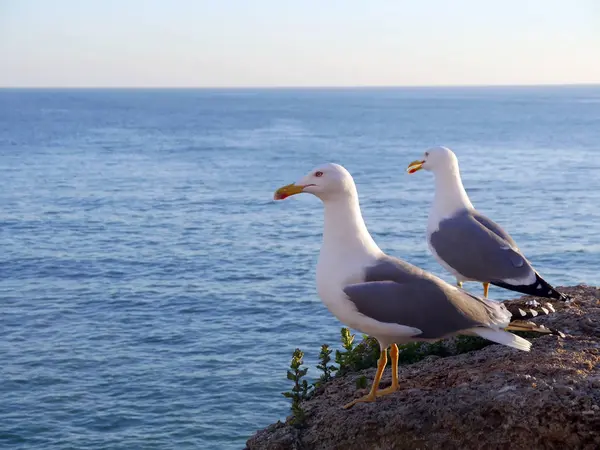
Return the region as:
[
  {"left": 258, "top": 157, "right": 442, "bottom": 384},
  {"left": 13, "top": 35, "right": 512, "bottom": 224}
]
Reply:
[
  {"left": 407, "top": 146, "right": 458, "bottom": 174},
  {"left": 273, "top": 163, "right": 356, "bottom": 202}
]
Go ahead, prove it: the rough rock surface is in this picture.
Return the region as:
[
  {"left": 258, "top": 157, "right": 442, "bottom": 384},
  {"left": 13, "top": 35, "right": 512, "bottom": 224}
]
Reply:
[{"left": 246, "top": 285, "right": 600, "bottom": 450}]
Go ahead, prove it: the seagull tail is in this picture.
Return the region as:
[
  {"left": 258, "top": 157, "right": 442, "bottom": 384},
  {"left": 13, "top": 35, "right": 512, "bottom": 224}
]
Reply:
[
  {"left": 504, "top": 305, "right": 566, "bottom": 337},
  {"left": 492, "top": 273, "right": 571, "bottom": 302},
  {"left": 505, "top": 320, "right": 565, "bottom": 338},
  {"left": 470, "top": 328, "right": 532, "bottom": 352}
]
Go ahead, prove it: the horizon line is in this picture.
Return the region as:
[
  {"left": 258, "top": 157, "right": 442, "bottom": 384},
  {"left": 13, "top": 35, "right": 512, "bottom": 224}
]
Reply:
[{"left": 1, "top": 82, "right": 599, "bottom": 90}]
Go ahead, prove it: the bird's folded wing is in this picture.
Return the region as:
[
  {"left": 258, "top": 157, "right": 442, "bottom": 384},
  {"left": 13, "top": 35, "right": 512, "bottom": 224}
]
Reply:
[
  {"left": 429, "top": 212, "right": 535, "bottom": 284},
  {"left": 471, "top": 211, "right": 520, "bottom": 248},
  {"left": 343, "top": 279, "right": 504, "bottom": 339}
]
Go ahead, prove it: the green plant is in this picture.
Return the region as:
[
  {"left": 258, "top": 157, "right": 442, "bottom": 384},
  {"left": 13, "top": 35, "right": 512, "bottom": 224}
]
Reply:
[
  {"left": 424, "top": 340, "right": 451, "bottom": 357},
  {"left": 282, "top": 348, "right": 311, "bottom": 426},
  {"left": 396, "top": 342, "right": 427, "bottom": 364},
  {"left": 394, "top": 340, "right": 452, "bottom": 365},
  {"left": 340, "top": 327, "right": 356, "bottom": 352},
  {"left": 335, "top": 328, "right": 380, "bottom": 376},
  {"left": 329, "top": 327, "right": 512, "bottom": 379},
  {"left": 334, "top": 328, "right": 354, "bottom": 374},
  {"left": 453, "top": 335, "right": 492, "bottom": 353},
  {"left": 351, "top": 334, "right": 380, "bottom": 371},
  {"left": 356, "top": 375, "right": 368, "bottom": 389},
  {"left": 288, "top": 326, "right": 548, "bottom": 407},
  {"left": 315, "top": 344, "right": 337, "bottom": 386}
]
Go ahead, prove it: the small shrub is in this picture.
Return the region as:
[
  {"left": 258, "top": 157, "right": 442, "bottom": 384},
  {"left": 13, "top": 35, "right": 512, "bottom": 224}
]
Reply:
[
  {"left": 335, "top": 328, "right": 380, "bottom": 376},
  {"left": 284, "top": 327, "right": 526, "bottom": 413},
  {"left": 356, "top": 375, "right": 368, "bottom": 389},
  {"left": 315, "top": 344, "right": 337, "bottom": 387},
  {"left": 282, "top": 348, "right": 311, "bottom": 426},
  {"left": 453, "top": 335, "right": 492, "bottom": 353}
]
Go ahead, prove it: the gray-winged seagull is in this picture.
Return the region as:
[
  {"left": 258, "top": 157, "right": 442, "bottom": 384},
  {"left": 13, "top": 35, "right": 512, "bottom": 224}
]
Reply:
[
  {"left": 274, "top": 163, "right": 546, "bottom": 409},
  {"left": 407, "top": 146, "right": 569, "bottom": 301}
]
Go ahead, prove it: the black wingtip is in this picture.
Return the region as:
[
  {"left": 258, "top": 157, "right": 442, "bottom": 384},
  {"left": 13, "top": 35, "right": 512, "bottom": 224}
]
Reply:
[
  {"left": 492, "top": 274, "right": 570, "bottom": 302},
  {"left": 506, "top": 301, "right": 556, "bottom": 321},
  {"left": 556, "top": 291, "right": 572, "bottom": 302}
]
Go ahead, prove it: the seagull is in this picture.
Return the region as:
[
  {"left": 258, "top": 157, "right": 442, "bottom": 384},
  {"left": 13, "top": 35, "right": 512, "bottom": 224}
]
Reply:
[
  {"left": 407, "top": 146, "right": 569, "bottom": 301},
  {"left": 274, "top": 163, "right": 542, "bottom": 409}
]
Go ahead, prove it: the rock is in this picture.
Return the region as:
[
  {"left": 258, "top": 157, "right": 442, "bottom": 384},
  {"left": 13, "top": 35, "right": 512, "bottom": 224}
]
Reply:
[{"left": 247, "top": 286, "right": 600, "bottom": 450}]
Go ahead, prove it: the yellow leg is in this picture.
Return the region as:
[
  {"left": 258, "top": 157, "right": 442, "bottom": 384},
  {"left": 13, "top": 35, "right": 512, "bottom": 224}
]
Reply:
[
  {"left": 483, "top": 282, "right": 490, "bottom": 298},
  {"left": 376, "top": 343, "right": 399, "bottom": 396},
  {"left": 456, "top": 281, "right": 463, "bottom": 288},
  {"left": 343, "top": 348, "right": 388, "bottom": 409}
]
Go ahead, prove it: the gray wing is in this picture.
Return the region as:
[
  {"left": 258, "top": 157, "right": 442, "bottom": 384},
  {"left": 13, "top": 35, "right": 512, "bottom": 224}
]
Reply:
[
  {"left": 471, "top": 210, "right": 519, "bottom": 249},
  {"left": 429, "top": 210, "right": 534, "bottom": 283},
  {"left": 344, "top": 257, "right": 510, "bottom": 339},
  {"left": 362, "top": 254, "right": 430, "bottom": 283}
]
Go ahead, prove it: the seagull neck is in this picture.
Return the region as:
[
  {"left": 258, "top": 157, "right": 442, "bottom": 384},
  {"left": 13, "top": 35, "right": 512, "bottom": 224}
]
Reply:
[
  {"left": 322, "top": 195, "right": 381, "bottom": 259},
  {"left": 432, "top": 166, "right": 474, "bottom": 219}
]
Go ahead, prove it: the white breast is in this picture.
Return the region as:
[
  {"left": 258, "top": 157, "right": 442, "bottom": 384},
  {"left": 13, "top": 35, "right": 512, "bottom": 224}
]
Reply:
[{"left": 316, "top": 246, "right": 371, "bottom": 323}]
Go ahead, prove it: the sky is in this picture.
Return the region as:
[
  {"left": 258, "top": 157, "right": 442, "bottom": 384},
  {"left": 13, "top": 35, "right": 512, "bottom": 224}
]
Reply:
[{"left": 1, "top": 0, "right": 599, "bottom": 87}]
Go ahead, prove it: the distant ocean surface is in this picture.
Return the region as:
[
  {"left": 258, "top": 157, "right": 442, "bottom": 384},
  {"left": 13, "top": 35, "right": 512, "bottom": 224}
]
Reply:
[{"left": 1, "top": 86, "right": 600, "bottom": 449}]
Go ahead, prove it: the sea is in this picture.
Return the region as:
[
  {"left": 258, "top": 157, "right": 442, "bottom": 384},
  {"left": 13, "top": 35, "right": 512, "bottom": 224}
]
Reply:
[{"left": 1, "top": 86, "right": 599, "bottom": 450}]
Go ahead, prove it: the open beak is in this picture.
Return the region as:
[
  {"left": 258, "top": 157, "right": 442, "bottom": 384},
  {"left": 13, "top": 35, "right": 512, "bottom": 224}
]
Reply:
[
  {"left": 273, "top": 183, "right": 305, "bottom": 200},
  {"left": 406, "top": 160, "right": 425, "bottom": 174}
]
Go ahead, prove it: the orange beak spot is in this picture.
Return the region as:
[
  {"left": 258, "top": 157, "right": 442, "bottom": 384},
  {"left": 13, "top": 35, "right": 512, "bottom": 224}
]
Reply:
[
  {"left": 273, "top": 183, "right": 305, "bottom": 200},
  {"left": 407, "top": 160, "right": 425, "bottom": 174}
]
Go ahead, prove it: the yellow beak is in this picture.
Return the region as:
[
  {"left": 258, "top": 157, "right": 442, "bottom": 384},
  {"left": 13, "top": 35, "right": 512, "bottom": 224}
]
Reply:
[
  {"left": 407, "top": 160, "right": 425, "bottom": 174},
  {"left": 273, "top": 183, "right": 305, "bottom": 200}
]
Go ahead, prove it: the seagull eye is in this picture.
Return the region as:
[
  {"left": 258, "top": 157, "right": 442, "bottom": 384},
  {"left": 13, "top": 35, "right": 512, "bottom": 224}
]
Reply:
[
  {"left": 425, "top": 152, "right": 429, "bottom": 157},
  {"left": 315, "top": 171, "right": 323, "bottom": 177}
]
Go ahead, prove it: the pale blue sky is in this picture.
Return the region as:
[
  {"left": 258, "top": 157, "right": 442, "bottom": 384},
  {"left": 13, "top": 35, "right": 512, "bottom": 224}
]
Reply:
[{"left": 1, "top": 0, "right": 599, "bottom": 87}]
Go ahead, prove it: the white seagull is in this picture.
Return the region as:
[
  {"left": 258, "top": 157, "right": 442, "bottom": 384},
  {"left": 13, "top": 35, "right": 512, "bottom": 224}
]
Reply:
[
  {"left": 274, "top": 163, "right": 539, "bottom": 409},
  {"left": 407, "top": 146, "right": 569, "bottom": 301}
]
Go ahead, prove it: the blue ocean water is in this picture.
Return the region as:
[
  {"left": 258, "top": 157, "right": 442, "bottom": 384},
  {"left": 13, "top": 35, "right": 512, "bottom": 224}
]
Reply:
[{"left": 1, "top": 86, "right": 599, "bottom": 449}]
